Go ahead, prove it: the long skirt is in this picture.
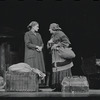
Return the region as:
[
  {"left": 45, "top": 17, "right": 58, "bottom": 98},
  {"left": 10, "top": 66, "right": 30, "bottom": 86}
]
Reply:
[
  {"left": 52, "top": 68, "right": 72, "bottom": 88},
  {"left": 25, "top": 51, "right": 46, "bottom": 85},
  {"left": 25, "top": 51, "right": 45, "bottom": 73},
  {"left": 51, "top": 49, "right": 73, "bottom": 89}
]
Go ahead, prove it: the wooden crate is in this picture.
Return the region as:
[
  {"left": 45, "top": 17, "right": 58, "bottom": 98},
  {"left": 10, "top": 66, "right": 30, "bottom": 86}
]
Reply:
[
  {"left": 5, "top": 71, "right": 39, "bottom": 92},
  {"left": 61, "top": 76, "right": 89, "bottom": 93}
]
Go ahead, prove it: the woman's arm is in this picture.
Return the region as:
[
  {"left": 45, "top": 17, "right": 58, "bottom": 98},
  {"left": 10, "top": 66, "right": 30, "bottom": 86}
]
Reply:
[
  {"left": 58, "top": 35, "right": 71, "bottom": 47},
  {"left": 24, "top": 32, "right": 37, "bottom": 49},
  {"left": 39, "top": 34, "right": 44, "bottom": 48},
  {"left": 47, "top": 38, "right": 54, "bottom": 48},
  {"left": 36, "top": 34, "right": 44, "bottom": 51}
]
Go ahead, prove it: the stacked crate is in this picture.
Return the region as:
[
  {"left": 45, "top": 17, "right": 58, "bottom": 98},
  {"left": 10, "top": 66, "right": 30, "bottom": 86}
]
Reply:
[{"left": 5, "top": 71, "right": 39, "bottom": 92}]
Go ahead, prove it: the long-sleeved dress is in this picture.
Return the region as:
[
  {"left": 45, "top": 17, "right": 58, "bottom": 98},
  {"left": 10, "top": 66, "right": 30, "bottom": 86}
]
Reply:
[
  {"left": 49, "top": 30, "right": 73, "bottom": 88},
  {"left": 24, "top": 31, "right": 45, "bottom": 73}
]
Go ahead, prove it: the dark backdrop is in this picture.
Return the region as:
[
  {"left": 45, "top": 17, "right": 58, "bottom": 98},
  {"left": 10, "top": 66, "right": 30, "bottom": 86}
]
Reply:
[{"left": 0, "top": 0, "right": 100, "bottom": 76}]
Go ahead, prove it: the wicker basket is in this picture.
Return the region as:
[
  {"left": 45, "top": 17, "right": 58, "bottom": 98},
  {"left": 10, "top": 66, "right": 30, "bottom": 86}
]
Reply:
[
  {"left": 5, "top": 71, "right": 39, "bottom": 92},
  {"left": 61, "top": 76, "right": 89, "bottom": 93}
]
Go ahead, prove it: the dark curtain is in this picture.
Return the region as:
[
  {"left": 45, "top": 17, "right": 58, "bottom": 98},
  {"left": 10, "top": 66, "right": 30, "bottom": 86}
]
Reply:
[{"left": 0, "top": 42, "right": 19, "bottom": 77}]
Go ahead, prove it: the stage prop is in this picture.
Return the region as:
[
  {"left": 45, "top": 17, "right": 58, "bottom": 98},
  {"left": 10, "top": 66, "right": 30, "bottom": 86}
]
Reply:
[
  {"left": 5, "top": 71, "right": 38, "bottom": 92},
  {"left": 5, "top": 63, "right": 46, "bottom": 92},
  {"left": 61, "top": 76, "right": 89, "bottom": 93}
]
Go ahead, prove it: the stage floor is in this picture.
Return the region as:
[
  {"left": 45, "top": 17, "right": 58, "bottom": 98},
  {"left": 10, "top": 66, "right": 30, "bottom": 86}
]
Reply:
[{"left": 0, "top": 89, "right": 100, "bottom": 97}]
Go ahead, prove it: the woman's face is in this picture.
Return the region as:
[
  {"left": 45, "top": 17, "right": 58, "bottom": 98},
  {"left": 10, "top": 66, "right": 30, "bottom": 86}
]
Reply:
[
  {"left": 32, "top": 24, "right": 39, "bottom": 31},
  {"left": 49, "top": 29, "right": 55, "bottom": 34}
]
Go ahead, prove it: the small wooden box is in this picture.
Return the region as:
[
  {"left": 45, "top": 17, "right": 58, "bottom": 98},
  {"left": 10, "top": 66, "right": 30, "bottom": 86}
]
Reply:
[{"left": 5, "top": 71, "right": 39, "bottom": 92}]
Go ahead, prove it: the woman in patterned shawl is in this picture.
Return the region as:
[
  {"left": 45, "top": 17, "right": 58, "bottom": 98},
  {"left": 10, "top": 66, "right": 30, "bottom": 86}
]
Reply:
[{"left": 47, "top": 23, "right": 74, "bottom": 91}]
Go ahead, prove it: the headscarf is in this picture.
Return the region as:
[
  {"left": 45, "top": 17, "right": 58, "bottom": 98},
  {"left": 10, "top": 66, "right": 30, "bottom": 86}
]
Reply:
[
  {"left": 49, "top": 23, "right": 61, "bottom": 31},
  {"left": 27, "top": 21, "right": 39, "bottom": 30}
]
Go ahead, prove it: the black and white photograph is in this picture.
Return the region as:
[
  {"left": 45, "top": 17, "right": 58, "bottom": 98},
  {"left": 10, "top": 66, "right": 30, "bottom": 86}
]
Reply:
[{"left": 0, "top": 0, "right": 100, "bottom": 99}]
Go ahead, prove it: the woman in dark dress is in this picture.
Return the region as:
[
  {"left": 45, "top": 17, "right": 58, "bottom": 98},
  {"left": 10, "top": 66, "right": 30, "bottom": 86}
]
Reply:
[
  {"left": 47, "top": 23, "right": 74, "bottom": 91},
  {"left": 24, "top": 21, "right": 46, "bottom": 84}
]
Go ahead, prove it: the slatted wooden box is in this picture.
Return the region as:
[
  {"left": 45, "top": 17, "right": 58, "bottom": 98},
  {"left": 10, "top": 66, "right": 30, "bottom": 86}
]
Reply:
[
  {"left": 5, "top": 71, "right": 39, "bottom": 92},
  {"left": 61, "top": 76, "right": 89, "bottom": 93}
]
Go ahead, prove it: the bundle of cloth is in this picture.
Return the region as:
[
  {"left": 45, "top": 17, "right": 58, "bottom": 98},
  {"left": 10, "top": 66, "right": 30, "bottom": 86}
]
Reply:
[{"left": 8, "top": 63, "right": 46, "bottom": 79}]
